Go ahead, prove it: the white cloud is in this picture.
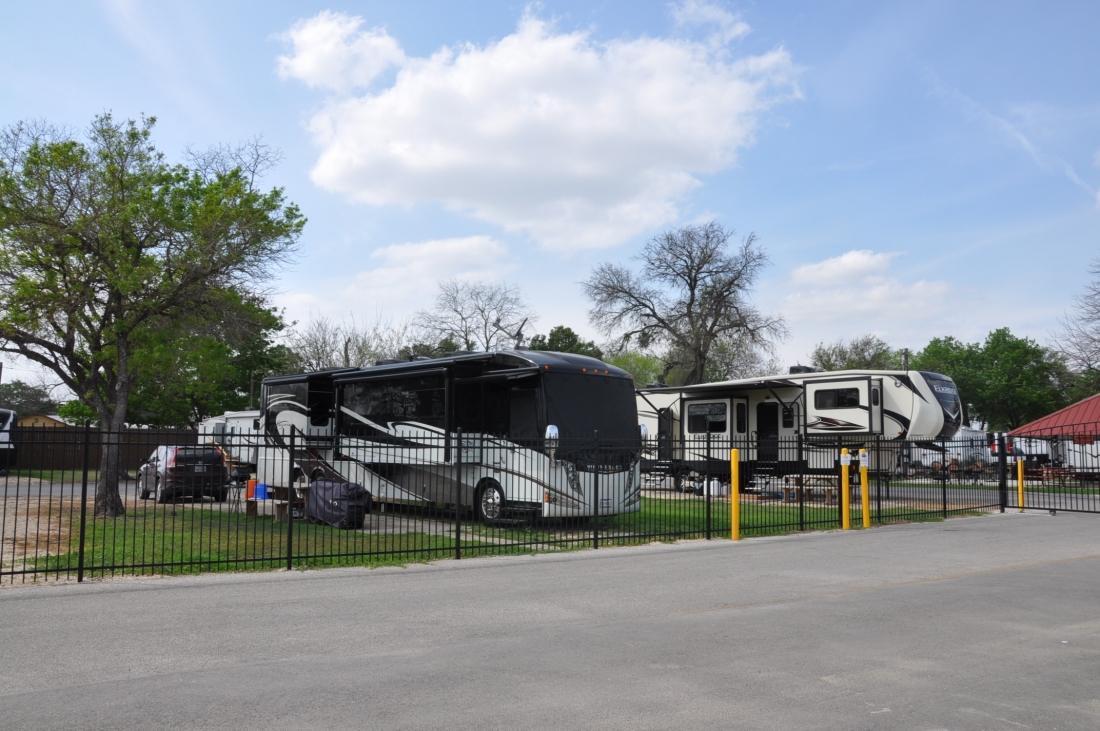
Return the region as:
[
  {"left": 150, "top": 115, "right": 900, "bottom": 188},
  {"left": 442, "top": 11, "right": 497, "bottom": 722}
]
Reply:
[
  {"left": 279, "top": 12, "right": 799, "bottom": 250},
  {"left": 785, "top": 250, "right": 951, "bottom": 321},
  {"left": 276, "top": 11, "right": 405, "bottom": 92},
  {"left": 671, "top": 1, "right": 751, "bottom": 45},
  {"left": 277, "top": 236, "right": 513, "bottom": 321},
  {"left": 771, "top": 250, "right": 956, "bottom": 364}
]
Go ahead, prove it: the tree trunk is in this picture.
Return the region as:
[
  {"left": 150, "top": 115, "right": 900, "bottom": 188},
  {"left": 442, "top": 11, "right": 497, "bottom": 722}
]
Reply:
[{"left": 93, "top": 406, "right": 128, "bottom": 517}]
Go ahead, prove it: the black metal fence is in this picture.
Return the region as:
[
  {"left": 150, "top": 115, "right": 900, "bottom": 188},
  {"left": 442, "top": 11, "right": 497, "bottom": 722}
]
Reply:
[{"left": 5, "top": 426, "right": 1093, "bottom": 584}]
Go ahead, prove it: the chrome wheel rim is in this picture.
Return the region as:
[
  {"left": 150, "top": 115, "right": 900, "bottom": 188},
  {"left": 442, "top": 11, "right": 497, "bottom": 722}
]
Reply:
[{"left": 480, "top": 486, "right": 503, "bottom": 520}]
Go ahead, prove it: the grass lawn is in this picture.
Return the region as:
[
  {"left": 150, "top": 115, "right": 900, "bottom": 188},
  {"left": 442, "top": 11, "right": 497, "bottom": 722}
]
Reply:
[
  {"left": 8, "top": 469, "right": 102, "bottom": 483},
  {"left": 23, "top": 495, "right": 990, "bottom": 580}
]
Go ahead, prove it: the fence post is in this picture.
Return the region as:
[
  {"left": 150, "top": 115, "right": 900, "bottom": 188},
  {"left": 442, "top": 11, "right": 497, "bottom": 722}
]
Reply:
[
  {"left": 997, "top": 433, "right": 1007, "bottom": 512},
  {"left": 841, "top": 447, "right": 850, "bottom": 530},
  {"left": 592, "top": 430, "right": 599, "bottom": 550},
  {"left": 730, "top": 448, "right": 740, "bottom": 541},
  {"left": 705, "top": 431, "right": 712, "bottom": 540},
  {"left": 76, "top": 420, "right": 91, "bottom": 583},
  {"left": 875, "top": 437, "right": 883, "bottom": 522},
  {"left": 455, "top": 428, "right": 462, "bottom": 560},
  {"left": 286, "top": 428, "right": 294, "bottom": 571}
]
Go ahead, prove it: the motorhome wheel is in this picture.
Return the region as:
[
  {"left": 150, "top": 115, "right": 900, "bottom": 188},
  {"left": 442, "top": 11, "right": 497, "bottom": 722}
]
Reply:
[{"left": 476, "top": 481, "right": 505, "bottom": 524}]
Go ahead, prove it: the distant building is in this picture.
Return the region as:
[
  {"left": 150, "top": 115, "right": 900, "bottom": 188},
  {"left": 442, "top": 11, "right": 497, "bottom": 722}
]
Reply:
[{"left": 17, "top": 414, "right": 69, "bottom": 428}]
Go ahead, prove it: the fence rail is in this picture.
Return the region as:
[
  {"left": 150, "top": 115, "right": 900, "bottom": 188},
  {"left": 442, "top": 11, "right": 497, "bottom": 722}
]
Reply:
[{"left": 4, "top": 426, "right": 1095, "bottom": 584}]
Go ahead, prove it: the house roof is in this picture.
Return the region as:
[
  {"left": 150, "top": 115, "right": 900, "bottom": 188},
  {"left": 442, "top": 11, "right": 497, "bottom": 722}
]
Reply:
[{"left": 1008, "top": 393, "right": 1100, "bottom": 437}]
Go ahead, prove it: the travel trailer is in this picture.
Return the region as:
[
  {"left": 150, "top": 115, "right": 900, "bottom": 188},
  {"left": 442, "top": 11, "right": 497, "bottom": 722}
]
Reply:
[
  {"left": 636, "top": 368, "right": 964, "bottom": 483},
  {"left": 256, "top": 351, "right": 643, "bottom": 523},
  {"left": 198, "top": 409, "right": 262, "bottom": 476}
]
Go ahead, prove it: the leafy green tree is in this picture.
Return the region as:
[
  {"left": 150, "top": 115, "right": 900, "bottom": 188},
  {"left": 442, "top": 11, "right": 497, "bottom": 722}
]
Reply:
[
  {"left": 914, "top": 329, "right": 1067, "bottom": 430},
  {"left": 527, "top": 326, "right": 603, "bottom": 359},
  {"left": 127, "top": 292, "right": 291, "bottom": 426},
  {"left": 58, "top": 399, "right": 95, "bottom": 422},
  {"left": 810, "top": 335, "right": 901, "bottom": 371},
  {"left": 0, "top": 115, "right": 303, "bottom": 515},
  {"left": 912, "top": 336, "right": 984, "bottom": 426},
  {"left": 606, "top": 351, "right": 664, "bottom": 386},
  {"left": 971, "top": 329, "right": 1068, "bottom": 430},
  {"left": 0, "top": 380, "right": 58, "bottom": 416}
]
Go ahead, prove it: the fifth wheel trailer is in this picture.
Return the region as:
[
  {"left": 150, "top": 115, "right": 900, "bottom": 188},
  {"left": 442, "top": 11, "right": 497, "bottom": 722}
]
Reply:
[{"left": 636, "top": 368, "right": 963, "bottom": 485}]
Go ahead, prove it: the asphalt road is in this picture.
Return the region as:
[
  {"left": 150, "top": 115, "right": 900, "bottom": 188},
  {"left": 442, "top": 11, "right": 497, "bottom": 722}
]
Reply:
[{"left": 2, "top": 512, "right": 1099, "bottom": 730}]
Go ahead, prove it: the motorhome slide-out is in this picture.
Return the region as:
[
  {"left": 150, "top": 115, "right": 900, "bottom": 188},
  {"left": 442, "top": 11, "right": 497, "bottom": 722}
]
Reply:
[
  {"left": 636, "top": 368, "right": 964, "bottom": 482},
  {"left": 256, "top": 351, "right": 643, "bottom": 523}
]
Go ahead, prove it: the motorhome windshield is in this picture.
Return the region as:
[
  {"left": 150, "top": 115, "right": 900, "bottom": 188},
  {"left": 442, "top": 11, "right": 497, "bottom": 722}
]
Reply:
[{"left": 542, "top": 373, "right": 638, "bottom": 443}]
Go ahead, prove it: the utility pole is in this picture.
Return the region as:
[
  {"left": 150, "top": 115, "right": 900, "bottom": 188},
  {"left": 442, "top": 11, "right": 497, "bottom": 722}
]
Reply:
[{"left": 902, "top": 348, "right": 909, "bottom": 371}]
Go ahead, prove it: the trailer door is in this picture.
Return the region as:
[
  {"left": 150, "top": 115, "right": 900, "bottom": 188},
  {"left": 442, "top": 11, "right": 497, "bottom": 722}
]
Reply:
[
  {"left": 684, "top": 399, "right": 730, "bottom": 462},
  {"left": 870, "top": 378, "right": 884, "bottom": 435},
  {"left": 805, "top": 378, "right": 875, "bottom": 436}
]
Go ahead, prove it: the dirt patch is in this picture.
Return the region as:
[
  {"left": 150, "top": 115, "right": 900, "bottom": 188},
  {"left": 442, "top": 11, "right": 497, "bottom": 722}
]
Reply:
[{"left": 1, "top": 487, "right": 85, "bottom": 576}]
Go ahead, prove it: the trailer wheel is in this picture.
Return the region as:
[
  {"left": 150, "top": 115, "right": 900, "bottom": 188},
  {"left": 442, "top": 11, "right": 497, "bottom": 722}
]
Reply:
[{"left": 476, "top": 481, "right": 506, "bottom": 525}]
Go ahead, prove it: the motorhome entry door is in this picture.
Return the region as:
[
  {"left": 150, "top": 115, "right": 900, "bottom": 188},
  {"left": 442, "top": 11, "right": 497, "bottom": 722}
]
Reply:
[{"left": 804, "top": 377, "right": 882, "bottom": 436}]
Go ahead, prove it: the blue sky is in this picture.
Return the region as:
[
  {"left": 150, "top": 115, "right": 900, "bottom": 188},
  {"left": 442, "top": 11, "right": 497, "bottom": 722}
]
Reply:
[{"left": 2, "top": 1, "right": 1098, "bottom": 382}]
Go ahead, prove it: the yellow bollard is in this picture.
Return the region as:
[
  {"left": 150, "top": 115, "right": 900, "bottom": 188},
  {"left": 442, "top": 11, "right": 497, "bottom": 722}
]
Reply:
[
  {"left": 1017, "top": 457, "right": 1025, "bottom": 513},
  {"left": 841, "top": 448, "right": 851, "bottom": 530},
  {"left": 731, "top": 448, "right": 740, "bottom": 541},
  {"left": 860, "top": 448, "right": 870, "bottom": 529}
]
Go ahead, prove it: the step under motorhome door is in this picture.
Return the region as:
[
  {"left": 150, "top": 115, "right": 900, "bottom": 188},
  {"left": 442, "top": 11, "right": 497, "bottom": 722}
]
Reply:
[{"left": 805, "top": 377, "right": 883, "bottom": 436}]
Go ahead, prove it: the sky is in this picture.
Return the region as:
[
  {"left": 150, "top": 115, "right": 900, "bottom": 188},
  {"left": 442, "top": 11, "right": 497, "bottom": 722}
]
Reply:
[{"left": 1, "top": 0, "right": 1098, "bottom": 386}]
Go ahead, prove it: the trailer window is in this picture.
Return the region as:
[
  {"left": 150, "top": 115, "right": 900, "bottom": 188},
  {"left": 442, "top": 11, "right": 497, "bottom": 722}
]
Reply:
[
  {"left": 814, "top": 388, "right": 860, "bottom": 409},
  {"left": 735, "top": 403, "right": 747, "bottom": 434},
  {"left": 687, "top": 403, "right": 727, "bottom": 434}
]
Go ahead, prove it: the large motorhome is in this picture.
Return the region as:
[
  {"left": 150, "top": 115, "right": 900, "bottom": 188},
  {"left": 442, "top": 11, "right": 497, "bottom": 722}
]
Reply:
[
  {"left": 257, "top": 351, "right": 643, "bottom": 523},
  {"left": 636, "top": 368, "right": 964, "bottom": 483}
]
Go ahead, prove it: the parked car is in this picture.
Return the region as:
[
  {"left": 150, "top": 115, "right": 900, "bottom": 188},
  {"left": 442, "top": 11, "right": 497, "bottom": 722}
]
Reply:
[{"left": 138, "top": 445, "right": 230, "bottom": 503}]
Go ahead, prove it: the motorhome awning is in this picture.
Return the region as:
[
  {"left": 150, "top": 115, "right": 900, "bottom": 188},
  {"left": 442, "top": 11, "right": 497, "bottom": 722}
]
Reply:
[{"left": 638, "top": 377, "right": 802, "bottom": 396}]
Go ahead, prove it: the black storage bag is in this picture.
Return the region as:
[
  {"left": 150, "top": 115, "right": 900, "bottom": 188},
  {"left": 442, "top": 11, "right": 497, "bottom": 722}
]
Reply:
[{"left": 307, "top": 479, "right": 371, "bottom": 530}]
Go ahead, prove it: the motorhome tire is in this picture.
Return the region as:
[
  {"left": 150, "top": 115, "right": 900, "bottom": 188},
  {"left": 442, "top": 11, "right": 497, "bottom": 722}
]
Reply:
[{"left": 476, "top": 481, "right": 506, "bottom": 525}]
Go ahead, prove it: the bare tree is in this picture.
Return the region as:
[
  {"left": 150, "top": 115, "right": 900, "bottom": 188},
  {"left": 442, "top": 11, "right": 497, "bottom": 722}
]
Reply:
[
  {"left": 1053, "top": 259, "right": 1100, "bottom": 372},
  {"left": 284, "top": 313, "right": 415, "bottom": 370},
  {"left": 583, "top": 222, "right": 786, "bottom": 385},
  {"left": 416, "top": 279, "right": 535, "bottom": 351},
  {"left": 809, "top": 335, "right": 901, "bottom": 371}
]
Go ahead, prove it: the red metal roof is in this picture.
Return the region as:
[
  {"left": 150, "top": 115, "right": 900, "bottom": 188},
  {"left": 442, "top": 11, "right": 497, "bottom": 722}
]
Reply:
[{"left": 1008, "top": 392, "right": 1100, "bottom": 437}]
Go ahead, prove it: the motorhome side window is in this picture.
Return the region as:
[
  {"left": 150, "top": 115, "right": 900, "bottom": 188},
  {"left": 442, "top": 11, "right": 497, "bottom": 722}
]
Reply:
[
  {"left": 735, "top": 402, "right": 747, "bottom": 433},
  {"left": 341, "top": 375, "right": 446, "bottom": 432},
  {"left": 687, "top": 403, "right": 727, "bottom": 433},
  {"left": 814, "top": 388, "right": 860, "bottom": 409}
]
